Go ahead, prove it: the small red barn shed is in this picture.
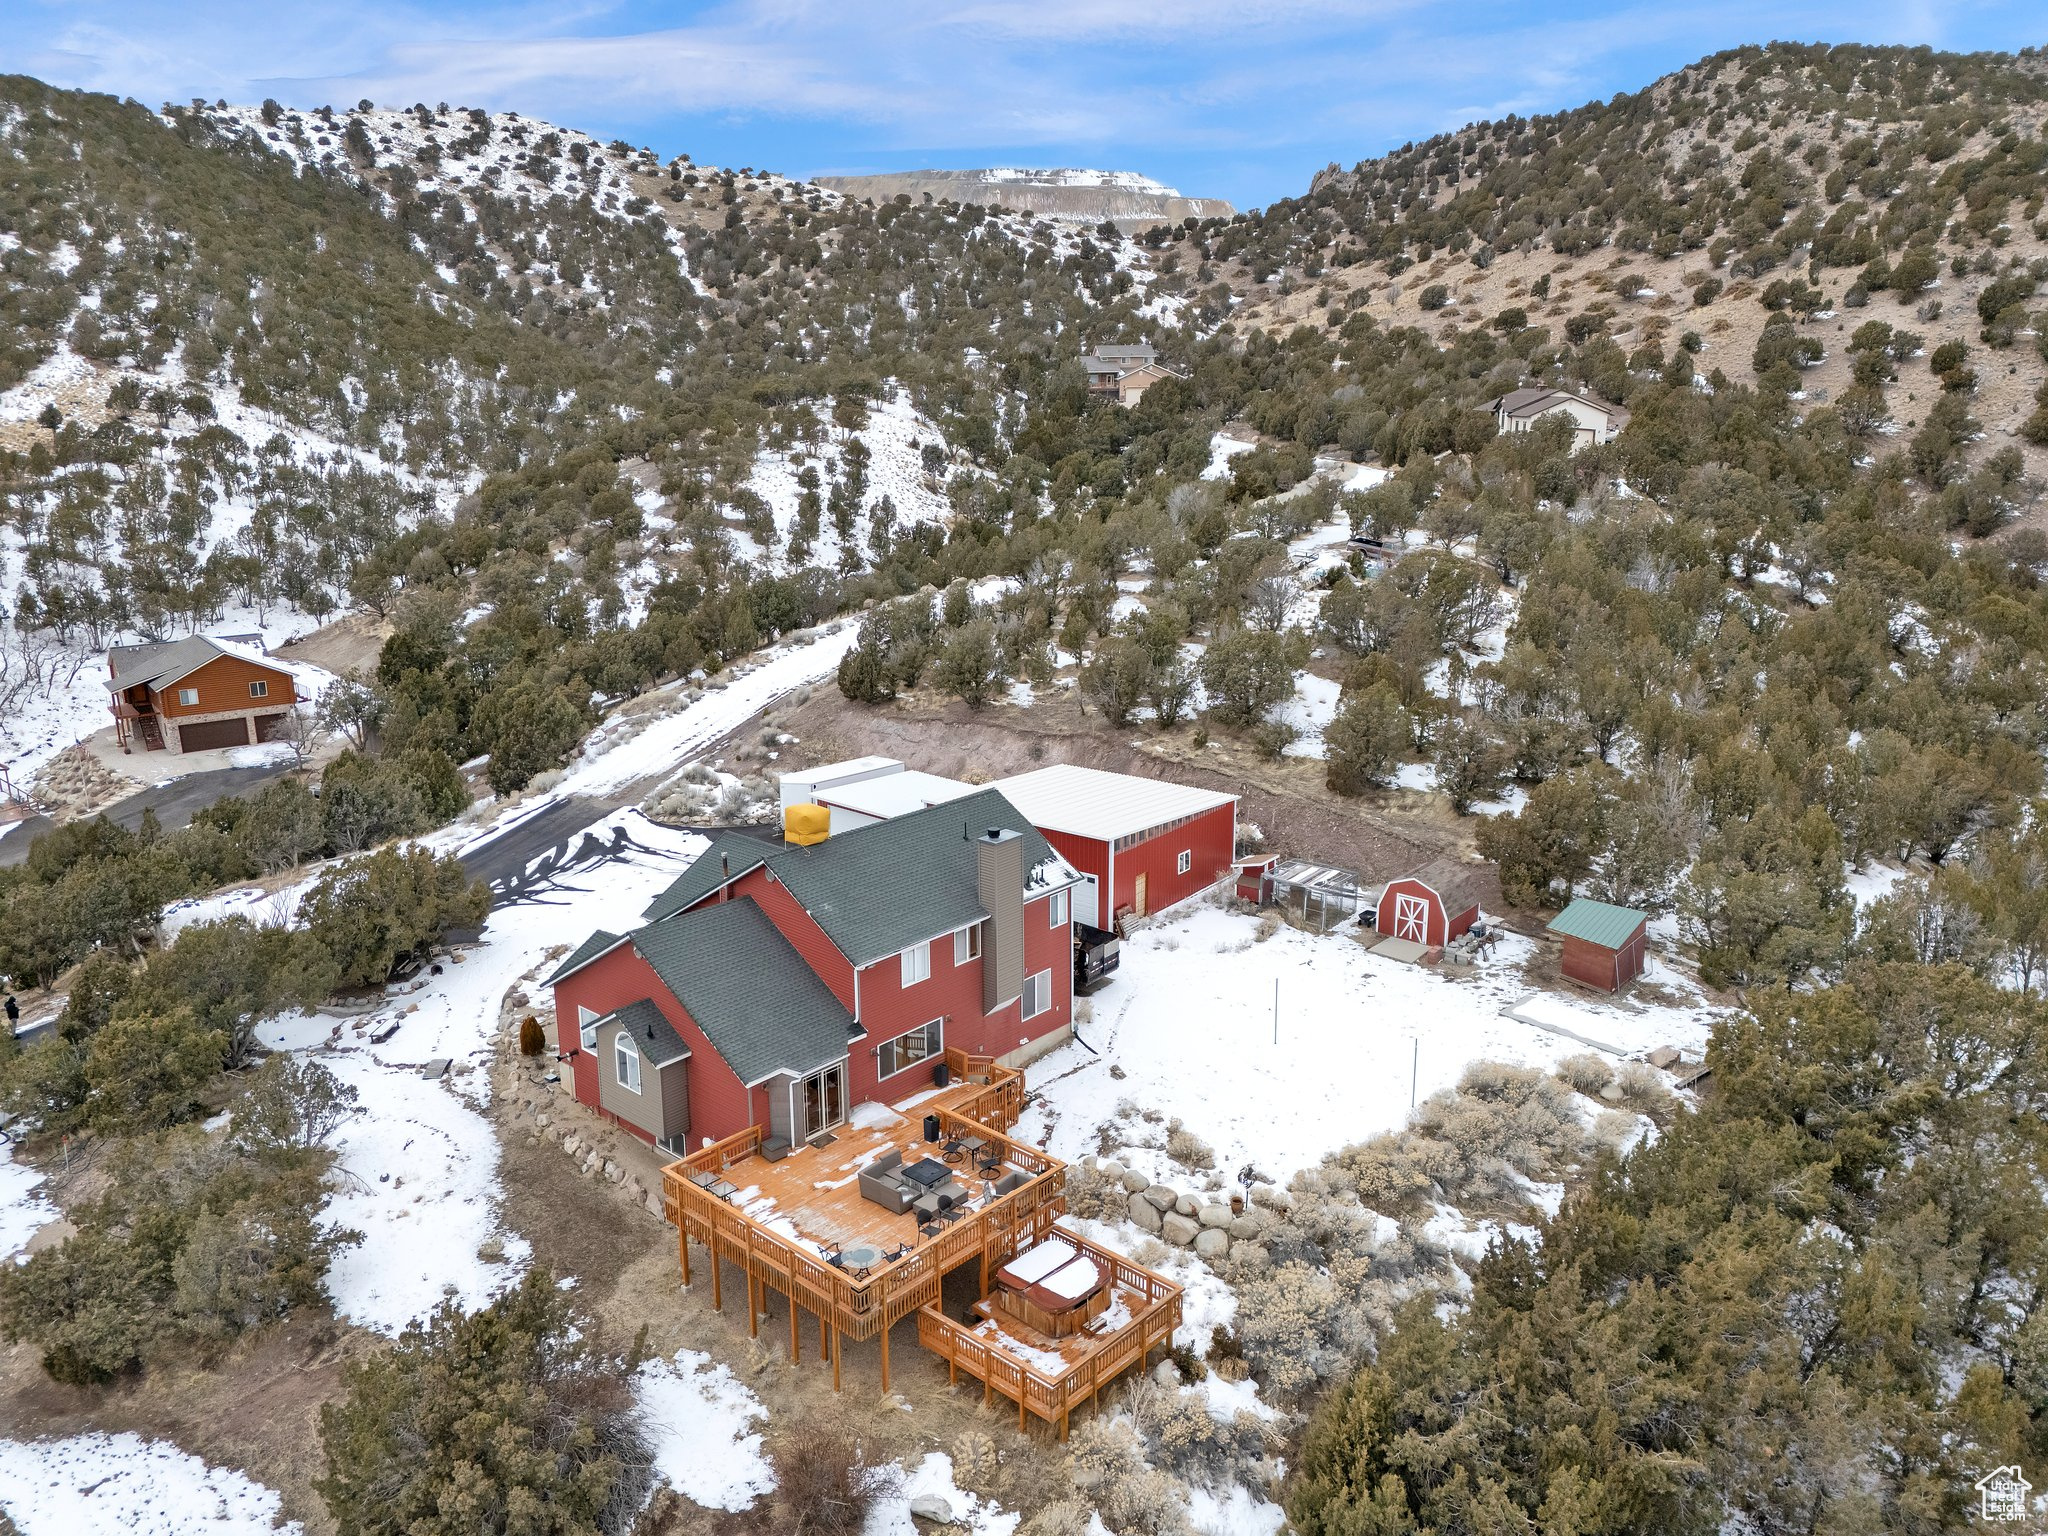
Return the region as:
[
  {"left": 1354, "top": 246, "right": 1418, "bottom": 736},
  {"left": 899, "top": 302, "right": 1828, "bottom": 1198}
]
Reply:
[
  {"left": 1546, "top": 898, "right": 1649, "bottom": 992},
  {"left": 1373, "top": 863, "right": 1488, "bottom": 948},
  {"left": 994, "top": 764, "right": 1237, "bottom": 929}
]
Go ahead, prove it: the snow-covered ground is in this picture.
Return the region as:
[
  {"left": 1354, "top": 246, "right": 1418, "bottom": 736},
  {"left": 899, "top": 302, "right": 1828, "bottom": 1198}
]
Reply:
[
  {"left": 864, "top": 1453, "right": 1019, "bottom": 1536},
  {"left": 1277, "top": 673, "right": 1342, "bottom": 759},
  {"left": 742, "top": 389, "right": 955, "bottom": 573},
  {"left": 1201, "top": 433, "right": 1256, "bottom": 481},
  {"left": 253, "top": 808, "right": 706, "bottom": 1333},
  {"left": 1021, "top": 900, "right": 1720, "bottom": 1184},
  {"left": 636, "top": 1348, "right": 776, "bottom": 1512},
  {"left": 562, "top": 620, "right": 858, "bottom": 797},
  {"left": 0, "top": 1139, "right": 57, "bottom": 1261},
  {"left": 0, "top": 1434, "right": 300, "bottom": 1536}
]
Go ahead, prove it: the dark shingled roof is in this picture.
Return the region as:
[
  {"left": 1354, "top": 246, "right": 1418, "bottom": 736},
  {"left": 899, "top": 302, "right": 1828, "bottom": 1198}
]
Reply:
[
  {"left": 633, "top": 897, "right": 854, "bottom": 1085},
  {"left": 547, "top": 928, "right": 623, "bottom": 985},
  {"left": 641, "top": 832, "right": 768, "bottom": 924},
  {"left": 607, "top": 998, "right": 691, "bottom": 1067},
  {"left": 640, "top": 788, "right": 1069, "bottom": 967}
]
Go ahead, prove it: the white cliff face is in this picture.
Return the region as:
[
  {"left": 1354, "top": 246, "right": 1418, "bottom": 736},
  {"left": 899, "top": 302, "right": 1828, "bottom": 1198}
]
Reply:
[{"left": 812, "top": 167, "right": 1234, "bottom": 230}]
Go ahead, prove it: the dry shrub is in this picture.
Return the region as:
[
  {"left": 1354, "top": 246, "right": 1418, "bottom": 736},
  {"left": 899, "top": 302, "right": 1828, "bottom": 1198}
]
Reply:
[
  {"left": 1064, "top": 1419, "right": 1192, "bottom": 1536},
  {"left": 1591, "top": 1107, "right": 1641, "bottom": 1150},
  {"left": 952, "top": 1429, "right": 997, "bottom": 1495},
  {"left": 1230, "top": 1260, "right": 1363, "bottom": 1402},
  {"left": 1611, "top": 1060, "right": 1675, "bottom": 1123},
  {"left": 1165, "top": 1119, "right": 1216, "bottom": 1171},
  {"left": 1064, "top": 1162, "right": 1128, "bottom": 1222},
  {"left": 770, "top": 1418, "right": 891, "bottom": 1536},
  {"left": 1554, "top": 1051, "right": 1614, "bottom": 1095},
  {"left": 1329, "top": 1133, "right": 1436, "bottom": 1213},
  {"left": 517, "top": 1015, "right": 545, "bottom": 1056},
  {"left": 1021, "top": 1500, "right": 1095, "bottom": 1536}
]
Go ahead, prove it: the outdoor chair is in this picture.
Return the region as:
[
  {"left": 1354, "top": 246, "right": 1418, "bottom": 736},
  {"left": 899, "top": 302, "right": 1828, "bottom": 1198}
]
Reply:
[{"left": 858, "top": 1149, "right": 916, "bottom": 1214}]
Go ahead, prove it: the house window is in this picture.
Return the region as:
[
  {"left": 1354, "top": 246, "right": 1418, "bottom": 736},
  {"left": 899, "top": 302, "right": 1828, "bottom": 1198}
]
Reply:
[
  {"left": 876, "top": 1019, "right": 941, "bottom": 1079},
  {"left": 901, "top": 940, "right": 931, "bottom": 986},
  {"left": 248, "top": 679, "right": 269, "bottom": 698},
  {"left": 1049, "top": 889, "right": 1068, "bottom": 928},
  {"left": 176, "top": 687, "right": 198, "bottom": 706},
  {"left": 1177, "top": 849, "right": 1192, "bottom": 875},
  {"left": 615, "top": 1032, "right": 641, "bottom": 1094},
  {"left": 953, "top": 924, "right": 981, "bottom": 965},
  {"left": 1022, "top": 969, "right": 1053, "bottom": 1022},
  {"left": 577, "top": 1005, "right": 600, "bottom": 1052}
]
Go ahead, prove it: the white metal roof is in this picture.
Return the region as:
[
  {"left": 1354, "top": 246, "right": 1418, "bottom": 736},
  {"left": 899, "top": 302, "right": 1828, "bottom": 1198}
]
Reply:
[
  {"left": 816, "top": 770, "right": 977, "bottom": 820},
  {"left": 991, "top": 764, "right": 1236, "bottom": 843}
]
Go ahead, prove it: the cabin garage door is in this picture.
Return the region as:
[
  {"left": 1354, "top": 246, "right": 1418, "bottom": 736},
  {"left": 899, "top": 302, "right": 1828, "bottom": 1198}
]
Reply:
[
  {"left": 177, "top": 717, "right": 251, "bottom": 752},
  {"left": 252, "top": 712, "right": 288, "bottom": 742}
]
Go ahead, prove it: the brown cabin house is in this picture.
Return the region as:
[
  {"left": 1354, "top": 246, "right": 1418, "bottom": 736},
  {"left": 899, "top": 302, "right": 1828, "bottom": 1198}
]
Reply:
[
  {"left": 107, "top": 636, "right": 300, "bottom": 753},
  {"left": 1082, "top": 342, "right": 1189, "bottom": 406}
]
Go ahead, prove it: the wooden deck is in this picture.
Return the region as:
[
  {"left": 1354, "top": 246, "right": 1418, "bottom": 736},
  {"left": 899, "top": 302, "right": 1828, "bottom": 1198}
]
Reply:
[
  {"left": 660, "top": 1049, "right": 1180, "bottom": 1402},
  {"left": 661, "top": 1051, "right": 1069, "bottom": 1391},
  {"left": 916, "top": 1229, "right": 1183, "bottom": 1437}
]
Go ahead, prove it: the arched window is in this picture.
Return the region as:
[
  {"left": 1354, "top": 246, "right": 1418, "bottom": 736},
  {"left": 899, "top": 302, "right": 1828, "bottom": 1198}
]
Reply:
[{"left": 615, "top": 1031, "right": 641, "bottom": 1093}]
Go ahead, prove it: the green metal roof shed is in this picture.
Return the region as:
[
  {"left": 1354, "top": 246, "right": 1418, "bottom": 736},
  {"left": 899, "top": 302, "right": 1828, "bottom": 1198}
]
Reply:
[
  {"left": 1546, "top": 899, "right": 1648, "bottom": 948},
  {"left": 1546, "top": 899, "right": 1650, "bottom": 992}
]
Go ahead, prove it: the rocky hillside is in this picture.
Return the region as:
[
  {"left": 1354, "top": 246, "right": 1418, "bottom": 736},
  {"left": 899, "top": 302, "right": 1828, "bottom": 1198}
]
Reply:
[
  {"left": 816, "top": 167, "right": 1233, "bottom": 232},
  {"left": 1158, "top": 41, "right": 2048, "bottom": 489}
]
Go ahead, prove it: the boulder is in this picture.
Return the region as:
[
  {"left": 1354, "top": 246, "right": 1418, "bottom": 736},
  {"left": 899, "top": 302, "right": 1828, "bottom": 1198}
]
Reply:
[
  {"left": 1229, "top": 1213, "right": 1266, "bottom": 1241},
  {"left": 909, "top": 1493, "right": 956, "bottom": 1524},
  {"left": 1142, "top": 1184, "right": 1179, "bottom": 1212},
  {"left": 1152, "top": 1358, "right": 1182, "bottom": 1388},
  {"left": 1119, "top": 1167, "right": 1151, "bottom": 1194},
  {"left": 1198, "top": 1204, "right": 1233, "bottom": 1230},
  {"left": 1174, "top": 1193, "right": 1199, "bottom": 1218},
  {"left": 1100, "top": 1160, "right": 1124, "bottom": 1184},
  {"left": 1193, "top": 1227, "right": 1230, "bottom": 1261},
  {"left": 1128, "top": 1197, "right": 1163, "bottom": 1234},
  {"left": 1161, "top": 1212, "right": 1200, "bottom": 1247}
]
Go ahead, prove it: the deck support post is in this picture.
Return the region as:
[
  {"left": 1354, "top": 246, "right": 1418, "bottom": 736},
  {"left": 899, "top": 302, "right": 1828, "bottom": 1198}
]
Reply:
[
  {"left": 831, "top": 1325, "right": 841, "bottom": 1393},
  {"left": 880, "top": 1318, "right": 891, "bottom": 1395},
  {"left": 678, "top": 1203, "right": 690, "bottom": 1286},
  {"left": 710, "top": 1230, "right": 722, "bottom": 1311},
  {"left": 789, "top": 1296, "right": 800, "bottom": 1363},
  {"left": 747, "top": 1271, "right": 758, "bottom": 1339}
]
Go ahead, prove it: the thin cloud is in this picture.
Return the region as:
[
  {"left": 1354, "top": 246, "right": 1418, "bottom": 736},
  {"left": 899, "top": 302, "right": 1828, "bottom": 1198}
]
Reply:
[{"left": 10, "top": 0, "right": 2043, "bottom": 206}]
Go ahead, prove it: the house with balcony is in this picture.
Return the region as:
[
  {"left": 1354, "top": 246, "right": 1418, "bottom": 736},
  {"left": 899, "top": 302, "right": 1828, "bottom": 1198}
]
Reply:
[
  {"left": 548, "top": 787, "right": 1086, "bottom": 1156},
  {"left": 550, "top": 788, "right": 1180, "bottom": 1418},
  {"left": 106, "top": 634, "right": 301, "bottom": 753}
]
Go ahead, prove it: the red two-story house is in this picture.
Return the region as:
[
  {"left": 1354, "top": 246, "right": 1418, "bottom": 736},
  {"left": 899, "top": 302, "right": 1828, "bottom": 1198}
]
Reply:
[{"left": 547, "top": 789, "right": 1084, "bottom": 1154}]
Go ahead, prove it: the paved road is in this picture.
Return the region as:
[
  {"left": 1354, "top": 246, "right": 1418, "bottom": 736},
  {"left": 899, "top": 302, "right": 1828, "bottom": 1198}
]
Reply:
[{"left": 0, "top": 763, "right": 297, "bottom": 868}]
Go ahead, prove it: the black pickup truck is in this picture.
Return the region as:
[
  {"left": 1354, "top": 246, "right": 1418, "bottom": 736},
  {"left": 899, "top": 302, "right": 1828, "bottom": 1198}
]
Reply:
[{"left": 1074, "top": 923, "right": 1122, "bottom": 994}]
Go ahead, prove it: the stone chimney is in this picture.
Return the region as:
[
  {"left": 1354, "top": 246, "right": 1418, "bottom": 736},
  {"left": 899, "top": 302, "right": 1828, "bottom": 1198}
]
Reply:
[{"left": 975, "top": 827, "right": 1024, "bottom": 1013}]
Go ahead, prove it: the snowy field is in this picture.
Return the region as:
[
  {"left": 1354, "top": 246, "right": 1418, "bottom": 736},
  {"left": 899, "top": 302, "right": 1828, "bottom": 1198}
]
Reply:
[
  {"left": 0, "top": 1434, "right": 299, "bottom": 1536},
  {"left": 635, "top": 1348, "right": 777, "bottom": 1512},
  {"left": 248, "top": 808, "right": 705, "bottom": 1333},
  {"left": 0, "top": 1139, "right": 57, "bottom": 1261},
  {"left": 1022, "top": 899, "right": 1721, "bottom": 1185},
  {"left": 743, "top": 389, "right": 957, "bottom": 573}
]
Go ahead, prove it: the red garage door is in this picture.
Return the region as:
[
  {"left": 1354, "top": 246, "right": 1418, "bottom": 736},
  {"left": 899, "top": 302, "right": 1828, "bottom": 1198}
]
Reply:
[{"left": 177, "top": 717, "right": 251, "bottom": 752}]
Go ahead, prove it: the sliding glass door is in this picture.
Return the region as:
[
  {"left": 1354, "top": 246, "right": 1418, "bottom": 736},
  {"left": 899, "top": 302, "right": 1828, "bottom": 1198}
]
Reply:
[{"left": 798, "top": 1062, "right": 845, "bottom": 1140}]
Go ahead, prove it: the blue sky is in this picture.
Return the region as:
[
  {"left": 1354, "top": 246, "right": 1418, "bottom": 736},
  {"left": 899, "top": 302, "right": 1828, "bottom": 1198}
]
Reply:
[{"left": 11, "top": 1, "right": 2045, "bottom": 209}]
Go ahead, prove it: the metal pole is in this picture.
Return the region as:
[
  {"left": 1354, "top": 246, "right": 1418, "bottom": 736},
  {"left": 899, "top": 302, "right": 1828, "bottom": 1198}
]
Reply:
[{"left": 1411, "top": 1038, "right": 1419, "bottom": 1109}]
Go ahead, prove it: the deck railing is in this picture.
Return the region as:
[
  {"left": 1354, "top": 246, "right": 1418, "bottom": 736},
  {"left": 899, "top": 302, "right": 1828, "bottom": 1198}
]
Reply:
[
  {"left": 660, "top": 1090, "right": 1067, "bottom": 1344},
  {"left": 914, "top": 1228, "right": 1184, "bottom": 1436}
]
